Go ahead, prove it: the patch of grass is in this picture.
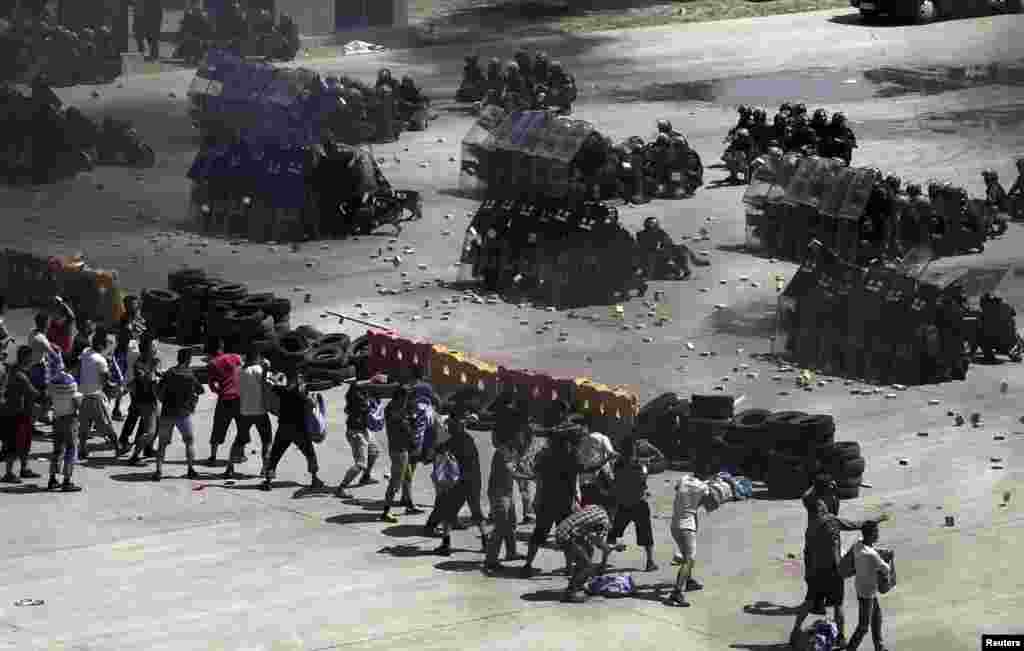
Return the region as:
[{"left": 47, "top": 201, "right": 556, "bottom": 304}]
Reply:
[{"left": 557, "top": 0, "right": 849, "bottom": 32}]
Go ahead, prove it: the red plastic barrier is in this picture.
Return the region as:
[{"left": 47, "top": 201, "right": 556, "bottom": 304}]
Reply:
[
  {"left": 367, "top": 329, "right": 399, "bottom": 377},
  {"left": 498, "top": 367, "right": 542, "bottom": 401},
  {"left": 392, "top": 335, "right": 432, "bottom": 375}
]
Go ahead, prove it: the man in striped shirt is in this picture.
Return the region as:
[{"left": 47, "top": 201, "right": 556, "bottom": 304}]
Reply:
[{"left": 554, "top": 499, "right": 623, "bottom": 603}]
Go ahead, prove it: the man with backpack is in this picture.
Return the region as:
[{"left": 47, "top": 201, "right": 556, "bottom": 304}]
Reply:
[
  {"left": 380, "top": 384, "right": 419, "bottom": 522},
  {"left": 428, "top": 402, "right": 486, "bottom": 556},
  {"left": 336, "top": 376, "right": 386, "bottom": 498}
]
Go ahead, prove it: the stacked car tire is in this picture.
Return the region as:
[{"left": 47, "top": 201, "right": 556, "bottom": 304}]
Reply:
[
  {"left": 141, "top": 288, "right": 182, "bottom": 339},
  {"left": 816, "top": 441, "right": 865, "bottom": 500},
  {"left": 688, "top": 394, "right": 735, "bottom": 475}
]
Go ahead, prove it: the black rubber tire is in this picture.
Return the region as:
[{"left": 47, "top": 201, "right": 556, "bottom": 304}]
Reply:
[
  {"left": 350, "top": 334, "right": 370, "bottom": 358},
  {"left": 293, "top": 325, "right": 324, "bottom": 344},
  {"left": 835, "top": 484, "right": 861, "bottom": 500},
  {"left": 734, "top": 408, "right": 772, "bottom": 429},
  {"left": 766, "top": 410, "right": 808, "bottom": 446},
  {"left": 793, "top": 414, "right": 836, "bottom": 445},
  {"left": 264, "top": 297, "right": 292, "bottom": 323},
  {"left": 835, "top": 474, "right": 863, "bottom": 489},
  {"left": 319, "top": 333, "right": 351, "bottom": 353},
  {"left": 645, "top": 457, "right": 668, "bottom": 475},
  {"left": 144, "top": 288, "right": 180, "bottom": 307},
  {"left": 236, "top": 293, "right": 276, "bottom": 312},
  {"left": 834, "top": 455, "right": 866, "bottom": 478},
  {"left": 168, "top": 269, "right": 207, "bottom": 293},
  {"left": 638, "top": 392, "right": 681, "bottom": 423},
  {"left": 249, "top": 338, "right": 275, "bottom": 355},
  {"left": 305, "top": 344, "right": 347, "bottom": 369},
  {"left": 690, "top": 394, "right": 736, "bottom": 420},
  {"left": 820, "top": 441, "right": 861, "bottom": 462},
  {"left": 208, "top": 282, "right": 248, "bottom": 301},
  {"left": 305, "top": 365, "right": 356, "bottom": 386}
]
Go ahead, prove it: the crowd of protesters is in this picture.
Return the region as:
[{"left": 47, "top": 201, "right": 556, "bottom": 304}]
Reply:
[{"left": 0, "top": 294, "right": 895, "bottom": 646}]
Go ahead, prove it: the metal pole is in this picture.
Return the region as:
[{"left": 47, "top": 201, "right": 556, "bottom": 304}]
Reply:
[{"left": 323, "top": 310, "right": 389, "bottom": 330}]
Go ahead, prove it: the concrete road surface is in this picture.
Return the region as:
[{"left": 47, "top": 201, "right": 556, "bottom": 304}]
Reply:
[{"left": 2, "top": 9, "right": 1024, "bottom": 651}]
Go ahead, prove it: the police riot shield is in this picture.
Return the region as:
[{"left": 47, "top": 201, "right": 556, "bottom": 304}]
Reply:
[
  {"left": 742, "top": 152, "right": 781, "bottom": 207},
  {"left": 837, "top": 167, "right": 875, "bottom": 222}
]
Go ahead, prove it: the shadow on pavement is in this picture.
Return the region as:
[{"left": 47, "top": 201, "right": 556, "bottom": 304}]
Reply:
[
  {"left": 350, "top": 497, "right": 390, "bottom": 511},
  {"left": 325, "top": 512, "right": 383, "bottom": 525},
  {"left": 378, "top": 544, "right": 436, "bottom": 558},
  {"left": 520, "top": 588, "right": 567, "bottom": 602},
  {"left": 291, "top": 486, "right": 336, "bottom": 499},
  {"left": 749, "top": 489, "right": 796, "bottom": 502},
  {"left": 0, "top": 484, "right": 47, "bottom": 494},
  {"left": 743, "top": 601, "right": 803, "bottom": 616},
  {"left": 729, "top": 643, "right": 792, "bottom": 651},
  {"left": 382, "top": 524, "right": 429, "bottom": 538},
  {"left": 109, "top": 472, "right": 163, "bottom": 482},
  {"left": 434, "top": 559, "right": 484, "bottom": 572},
  {"left": 227, "top": 480, "right": 302, "bottom": 491}
]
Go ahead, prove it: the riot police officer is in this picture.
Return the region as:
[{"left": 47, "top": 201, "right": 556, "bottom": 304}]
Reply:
[{"left": 982, "top": 169, "right": 1008, "bottom": 212}]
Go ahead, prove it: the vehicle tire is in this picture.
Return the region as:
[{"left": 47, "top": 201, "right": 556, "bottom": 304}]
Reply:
[
  {"left": 305, "top": 344, "right": 347, "bottom": 370},
  {"left": 690, "top": 394, "right": 736, "bottom": 420},
  {"left": 639, "top": 392, "right": 681, "bottom": 423},
  {"left": 819, "top": 441, "right": 861, "bottom": 462},
  {"left": 208, "top": 282, "right": 247, "bottom": 301},
  {"left": 645, "top": 457, "right": 668, "bottom": 475},
  {"left": 143, "top": 288, "right": 180, "bottom": 307},
  {"left": 264, "top": 297, "right": 291, "bottom": 323},
  {"left": 859, "top": 8, "right": 879, "bottom": 21},
  {"left": 168, "top": 268, "right": 207, "bottom": 293},
  {"left": 835, "top": 474, "right": 863, "bottom": 490},
  {"left": 319, "top": 333, "right": 351, "bottom": 354},
  {"left": 350, "top": 334, "right": 370, "bottom": 358},
  {"left": 835, "top": 484, "right": 861, "bottom": 500},
  {"left": 236, "top": 293, "right": 276, "bottom": 313},
  {"left": 833, "top": 455, "right": 866, "bottom": 478},
  {"left": 275, "top": 333, "right": 312, "bottom": 369},
  {"left": 734, "top": 408, "right": 771, "bottom": 429},
  {"left": 293, "top": 325, "right": 324, "bottom": 344},
  {"left": 794, "top": 414, "right": 836, "bottom": 445},
  {"left": 766, "top": 410, "right": 808, "bottom": 447},
  {"left": 1008, "top": 0, "right": 1022, "bottom": 12}
]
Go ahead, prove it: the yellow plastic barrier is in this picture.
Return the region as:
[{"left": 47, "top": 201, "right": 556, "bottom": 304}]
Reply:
[{"left": 430, "top": 344, "right": 467, "bottom": 393}]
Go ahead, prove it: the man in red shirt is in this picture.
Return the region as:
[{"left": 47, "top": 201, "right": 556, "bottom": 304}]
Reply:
[
  {"left": 206, "top": 338, "right": 243, "bottom": 465},
  {"left": 46, "top": 297, "right": 76, "bottom": 366}
]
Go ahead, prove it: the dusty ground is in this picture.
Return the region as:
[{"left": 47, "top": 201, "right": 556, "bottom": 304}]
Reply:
[{"left": 1, "top": 10, "right": 1024, "bottom": 651}]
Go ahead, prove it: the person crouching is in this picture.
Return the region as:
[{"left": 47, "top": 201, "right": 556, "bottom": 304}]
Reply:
[{"left": 554, "top": 496, "right": 623, "bottom": 603}]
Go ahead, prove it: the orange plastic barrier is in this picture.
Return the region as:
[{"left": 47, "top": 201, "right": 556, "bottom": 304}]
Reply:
[
  {"left": 458, "top": 356, "right": 500, "bottom": 398},
  {"left": 573, "top": 379, "right": 639, "bottom": 437},
  {"left": 534, "top": 374, "right": 576, "bottom": 406},
  {"left": 430, "top": 344, "right": 463, "bottom": 389}
]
